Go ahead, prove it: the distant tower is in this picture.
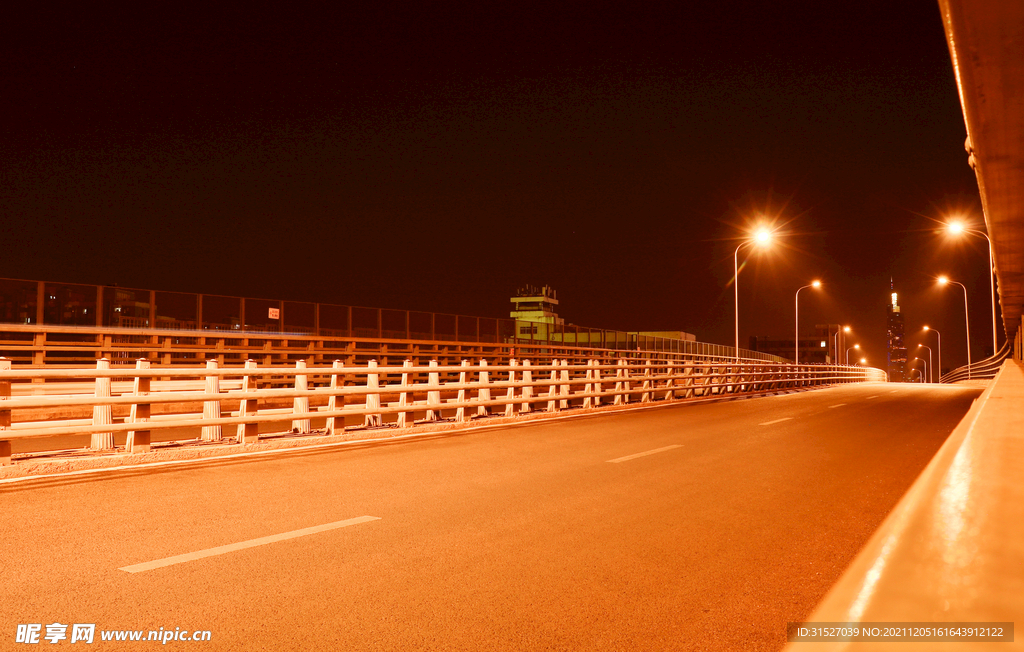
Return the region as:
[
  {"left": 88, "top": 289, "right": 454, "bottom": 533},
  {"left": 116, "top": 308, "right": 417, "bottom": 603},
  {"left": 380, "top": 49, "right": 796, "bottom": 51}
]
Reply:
[
  {"left": 510, "top": 285, "right": 563, "bottom": 339},
  {"left": 886, "top": 280, "right": 907, "bottom": 382}
]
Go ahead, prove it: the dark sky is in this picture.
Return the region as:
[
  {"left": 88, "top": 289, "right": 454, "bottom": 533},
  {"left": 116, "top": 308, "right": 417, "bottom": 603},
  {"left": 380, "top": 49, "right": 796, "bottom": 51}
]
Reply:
[{"left": 1, "top": 2, "right": 993, "bottom": 371}]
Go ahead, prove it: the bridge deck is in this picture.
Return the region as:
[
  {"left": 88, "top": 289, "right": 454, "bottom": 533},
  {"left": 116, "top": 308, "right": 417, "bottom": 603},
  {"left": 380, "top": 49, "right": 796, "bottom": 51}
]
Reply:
[{"left": 0, "top": 383, "right": 979, "bottom": 650}]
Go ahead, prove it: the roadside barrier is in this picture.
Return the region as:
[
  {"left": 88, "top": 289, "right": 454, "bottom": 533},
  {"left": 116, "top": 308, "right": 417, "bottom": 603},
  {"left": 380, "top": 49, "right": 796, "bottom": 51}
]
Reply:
[{"left": 0, "top": 356, "right": 886, "bottom": 465}]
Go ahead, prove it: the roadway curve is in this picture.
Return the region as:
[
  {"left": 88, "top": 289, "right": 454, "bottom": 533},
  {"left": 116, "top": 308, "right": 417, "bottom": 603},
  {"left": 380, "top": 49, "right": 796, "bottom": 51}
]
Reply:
[{"left": 0, "top": 383, "right": 980, "bottom": 651}]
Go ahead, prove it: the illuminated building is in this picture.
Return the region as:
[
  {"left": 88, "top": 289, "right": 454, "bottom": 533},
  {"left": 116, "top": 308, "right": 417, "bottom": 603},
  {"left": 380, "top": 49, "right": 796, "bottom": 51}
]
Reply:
[{"left": 886, "top": 281, "right": 907, "bottom": 382}]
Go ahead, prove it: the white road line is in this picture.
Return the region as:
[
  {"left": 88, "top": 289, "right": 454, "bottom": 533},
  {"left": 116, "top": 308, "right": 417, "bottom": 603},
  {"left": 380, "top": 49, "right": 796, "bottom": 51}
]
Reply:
[
  {"left": 607, "top": 445, "right": 682, "bottom": 464},
  {"left": 866, "top": 395, "right": 879, "bottom": 399},
  {"left": 119, "top": 516, "right": 380, "bottom": 573},
  {"left": 759, "top": 417, "right": 793, "bottom": 426},
  {"left": 828, "top": 403, "right": 847, "bottom": 408}
]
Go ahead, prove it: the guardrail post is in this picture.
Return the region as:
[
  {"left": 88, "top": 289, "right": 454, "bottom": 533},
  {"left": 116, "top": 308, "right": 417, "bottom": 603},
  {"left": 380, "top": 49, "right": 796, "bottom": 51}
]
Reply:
[
  {"left": 614, "top": 358, "right": 629, "bottom": 405},
  {"left": 504, "top": 359, "right": 517, "bottom": 417},
  {"left": 325, "top": 360, "right": 343, "bottom": 435},
  {"left": 663, "top": 361, "right": 675, "bottom": 400},
  {"left": 126, "top": 359, "right": 151, "bottom": 454},
  {"left": 0, "top": 358, "right": 11, "bottom": 465},
  {"left": 477, "top": 359, "right": 491, "bottom": 417},
  {"left": 238, "top": 359, "right": 260, "bottom": 443},
  {"left": 364, "top": 360, "right": 382, "bottom": 427},
  {"left": 520, "top": 360, "right": 533, "bottom": 413},
  {"left": 641, "top": 360, "right": 652, "bottom": 403},
  {"left": 426, "top": 360, "right": 441, "bottom": 421},
  {"left": 546, "top": 363, "right": 559, "bottom": 413},
  {"left": 556, "top": 360, "right": 568, "bottom": 409},
  {"left": 91, "top": 358, "right": 114, "bottom": 450},
  {"left": 201, "top": 359, "right": 222, "bottom": 442},
  {"left": 397, "top": 360, "right": 412, "bottom": 428},
  {"left": 682, "top": 361, "right": 695, "bottom": 398},
  {"left": 292, "top": 359, "right": 311, "bottom": 434},
  {"left": 583, "top": 360, "right": 595, "bottom": 409},
  {"left": 455, "top": 360, "right": 470, "bottom": 422}
]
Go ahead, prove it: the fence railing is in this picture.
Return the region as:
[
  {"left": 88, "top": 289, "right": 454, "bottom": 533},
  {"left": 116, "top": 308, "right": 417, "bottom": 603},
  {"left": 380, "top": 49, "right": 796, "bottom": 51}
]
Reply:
[
  {"left": 939, "top": 339, "right": 1012, "bottom": 383},
  {"left": 0, "top": 275, "right": 790, "bottom": 366},
  {"left": 0, "top": 356, "right": 887, "bottom": 465}
]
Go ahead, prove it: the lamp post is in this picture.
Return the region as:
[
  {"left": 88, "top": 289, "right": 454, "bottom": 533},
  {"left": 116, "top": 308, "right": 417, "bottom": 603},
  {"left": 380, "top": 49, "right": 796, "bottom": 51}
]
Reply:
[
  {"left": 846, "top": 344, "right": 860, "bottom": 365},
  {"left": 734, "top": 228, "right": 773, "bottom": 361},
  {"left": 913, "top": 357, "right": 928, "bottom": 384},
  {"left": 795, "top": 281, "right": 822, "bottom": 363},
  {"left": 947, "top": 221, "right": 997, "bottom": 351},
  {"left": 937, "top": 276, "right": 971, "bottom": 379},
  {"left": 918, "top": 344, "right": 933, "bottom": 383},
  {"left": 832, "top": 325, "right": 850, "bottom": 364},
  {"left": 923, "top": 326, "right": 941, "bottom": 383}
]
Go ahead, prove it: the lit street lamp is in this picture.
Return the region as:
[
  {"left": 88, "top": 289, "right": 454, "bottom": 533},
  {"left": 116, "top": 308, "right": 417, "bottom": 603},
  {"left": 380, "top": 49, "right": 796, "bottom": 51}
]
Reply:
[
  {"left": 923, "top": 326, "right": 942, "bottom": 383},
  {"left": 947, "top": 220, "right": 997, "bottom": 351},
  {"left": 832, "top": 325, "right": 850, "bottom": 364},
  {"left": 912, "top": 357, "right": 928, "bottom": 384},
  {"left": 795, "top": 280, "right": 821, "bottom": 363},
  {"left": 734, "top": 227, "right": 773, "bottom": 361},
  {"left": 845, "top": 344, "right": 860, "bottom": 365},
  {"left": 937, "top": 276, "right": 971, "bottom": 379},
  {"left": 918, "top": 344, "right": 933, "bottom": 383}
]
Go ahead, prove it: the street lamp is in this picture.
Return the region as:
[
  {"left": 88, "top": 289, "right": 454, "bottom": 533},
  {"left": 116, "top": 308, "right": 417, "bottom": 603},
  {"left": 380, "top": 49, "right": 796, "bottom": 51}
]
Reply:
[
  {"left": 918, "top": 344, "right": 933, "bottom": 383},
  {"left": 946, "top": 220, "right": 997, "bottom": 351},
  {"left": 860, "top": 357, "right": 867, "bottom": 365},
  {"left": 832, "top": 325, "right": 851, "bottom": 364},
  {"left": 734, "top": 227, "right": 774, "bottom": 360},
  {"left": 846, "top": 343, "right": 860, "bottom": 365},
  {"left": 913, "top": 356, "right": 928, "bottom": 384},
  {"left": 795, "top": 280, "right": 822, "bottom": 363},
  {"left": 923, "top": 326, "right": 941, "bottom": 383},
  {"left": 937, "top": 276, "right": 971, "bottom": 379}
]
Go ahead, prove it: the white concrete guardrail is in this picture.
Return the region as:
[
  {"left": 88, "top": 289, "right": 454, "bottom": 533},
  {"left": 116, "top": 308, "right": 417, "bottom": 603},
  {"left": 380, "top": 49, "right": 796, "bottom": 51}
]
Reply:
[
  {"left": 785, "top": 358, "right": 1024, "bottom": 650},
  {"left": 0, "top": 356, "right": 885, "bottom": 465}
]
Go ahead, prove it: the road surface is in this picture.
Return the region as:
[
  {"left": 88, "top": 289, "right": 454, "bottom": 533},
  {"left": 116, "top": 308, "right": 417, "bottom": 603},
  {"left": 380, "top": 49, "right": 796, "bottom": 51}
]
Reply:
[{"left": 0, "top": 382, "right": 981, "bottom": 650}]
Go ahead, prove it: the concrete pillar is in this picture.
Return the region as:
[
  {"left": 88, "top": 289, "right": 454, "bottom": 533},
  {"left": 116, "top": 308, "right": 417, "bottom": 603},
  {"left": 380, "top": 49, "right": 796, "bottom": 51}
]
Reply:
[
  {"left": 149, "top": 290, "right": 157, "bottom": 328},
  {"left": 504, "top": 359, "right": 517, "bottom": 417},
  {"left": 397, "top": 360, "right": 412, "bottom": 428},
  {"left": 292, "top": 360, "right": 310, "bottom": 434},
  {"left": 95, "top": 285, "right": 103, "bottom": 327},
  {"left": 0, "top": 358, "right": 11, "bottom": 465},
  {"left": 236, "top": 360, "right": 260, "bottom": 443},
  {"left": 455, "top": 360, "right": 470, "bottom": 423},
  {"left": 364, "top": 360, "right": 382, "bottom": 427},
  {"left": 546, "top": 363, "right": 559, "bottom": 413},
  {"left": 201, "top": 359, "right": 222, "bottom": 441},
  {"left": 520, "top": 360, "right": 533, "bottom": 414},
  {"left": 477, "top": 359, "right": 491, "bottom": 417},
  {"left": 91, "top": 358, "right": 114, "bottom": 450},
  {"left": 126, "top": 359, "right": 151, "bottom": 454},
  {"left": 325, "top": 360, "right": 343, "bottom": 436},
  {"left": 558, "top": 360, "right": 570, "bottom": 409},
  {"left": 426, "top": 360, "right": 441, "bottom": 421}
]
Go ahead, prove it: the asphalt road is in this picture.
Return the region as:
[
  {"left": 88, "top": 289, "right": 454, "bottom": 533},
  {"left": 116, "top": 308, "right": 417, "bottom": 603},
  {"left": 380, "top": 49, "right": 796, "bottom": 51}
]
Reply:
[{"left": 0, "top": 382, "right": 981, "bottom": 651}]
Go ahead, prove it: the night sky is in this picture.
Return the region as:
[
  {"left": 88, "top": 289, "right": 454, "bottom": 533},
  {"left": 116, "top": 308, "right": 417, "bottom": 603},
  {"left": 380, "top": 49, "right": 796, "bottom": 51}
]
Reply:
[{"left": 2, "top": 2, "right": 994, "bottom": 371}]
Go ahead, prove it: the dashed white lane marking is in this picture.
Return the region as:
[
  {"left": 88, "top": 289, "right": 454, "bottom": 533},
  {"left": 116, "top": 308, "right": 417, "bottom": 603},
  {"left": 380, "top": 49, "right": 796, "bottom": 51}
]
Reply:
[
  {"left": 759, "top": 417, "right": 793, "bottom": 426},
  {"left": 828, "top": 403, "right": 847, "bottom": 408},
  {"left": 119, "top": 516, "right": 380, "bottom": 573},
  {"left": 866, "top": 395, "right": 879, "bottom": 399},
  {"left": 607, "top": 445, "right": 683, "bottom": 463}
]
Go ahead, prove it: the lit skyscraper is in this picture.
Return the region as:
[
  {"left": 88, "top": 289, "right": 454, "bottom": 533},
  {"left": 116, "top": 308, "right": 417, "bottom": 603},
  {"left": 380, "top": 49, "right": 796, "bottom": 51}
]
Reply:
[{"left": 886, "top": 281, "right": 907, "bottom": 382}]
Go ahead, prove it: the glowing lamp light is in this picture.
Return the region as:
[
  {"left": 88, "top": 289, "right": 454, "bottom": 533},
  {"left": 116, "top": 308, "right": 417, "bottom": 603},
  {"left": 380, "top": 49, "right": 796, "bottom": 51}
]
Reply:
[
  {"left": 860, "top": 358, "right": 867, "bottom": 364},
  {"left": 753, "top": 228, "right": 772, "bottom": 247},
  {"left": 843, "top": 326, "right": 851, "bottom": 333},
  {"left": 947, "top": 221, "right": 965, "bottom": 235},
  {"left": 937, "top": 276, "right": 950, "bottom": 286},
  {"left": 811, "top": 280, "right": 822, "bottom": 288},
  {"left": 923, "top": 325, "right": 930, "bottom": 331}
]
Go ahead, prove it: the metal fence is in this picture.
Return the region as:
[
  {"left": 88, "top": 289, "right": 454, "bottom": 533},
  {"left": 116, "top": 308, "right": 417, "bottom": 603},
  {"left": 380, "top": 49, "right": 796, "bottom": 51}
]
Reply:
[
  {"left": 0, "top": 356, "right": 887, "bottom": 464},
  {"left": 0, "top": 276, "right": 788, "bottom": 366}
]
